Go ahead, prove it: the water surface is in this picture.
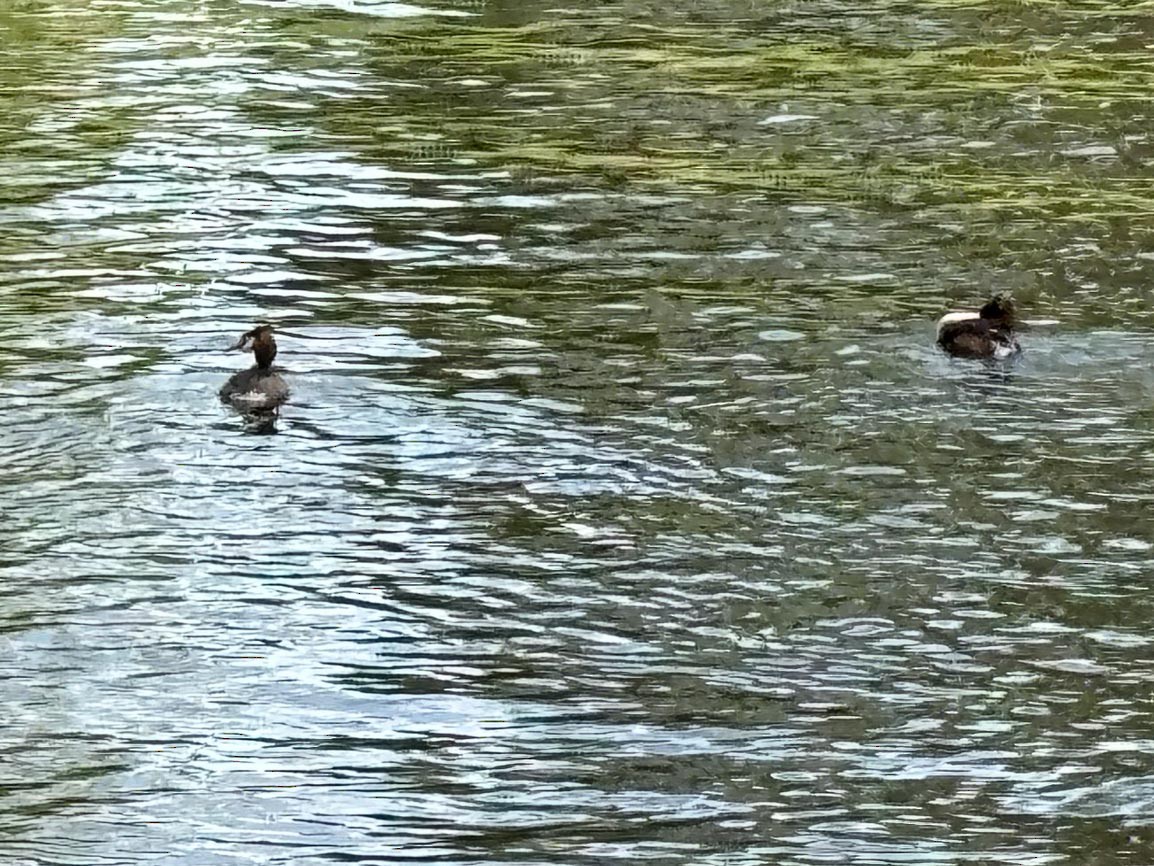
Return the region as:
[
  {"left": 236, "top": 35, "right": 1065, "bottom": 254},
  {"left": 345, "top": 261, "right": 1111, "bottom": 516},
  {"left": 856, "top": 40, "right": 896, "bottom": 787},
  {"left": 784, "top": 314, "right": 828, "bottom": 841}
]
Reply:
[{"left": 3, "top": 0, "right": 1154, "bottom": 863}]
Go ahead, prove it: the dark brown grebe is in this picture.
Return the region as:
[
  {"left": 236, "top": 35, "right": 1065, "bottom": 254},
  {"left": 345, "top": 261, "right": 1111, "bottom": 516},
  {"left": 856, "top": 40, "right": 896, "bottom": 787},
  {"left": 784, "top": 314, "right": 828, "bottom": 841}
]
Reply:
[
  {"left": 219, "top": 324, "right": 289, "bottom": 413},
  {"left": 936, "top": 296, "right": 1021, "bottom": 360}
]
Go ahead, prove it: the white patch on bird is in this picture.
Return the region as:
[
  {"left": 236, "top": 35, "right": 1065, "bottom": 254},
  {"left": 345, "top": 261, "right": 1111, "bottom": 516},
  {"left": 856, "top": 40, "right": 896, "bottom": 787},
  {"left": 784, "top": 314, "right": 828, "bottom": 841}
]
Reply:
[{"left": 936, "top": 310, "right": 979, "bottom": 335}]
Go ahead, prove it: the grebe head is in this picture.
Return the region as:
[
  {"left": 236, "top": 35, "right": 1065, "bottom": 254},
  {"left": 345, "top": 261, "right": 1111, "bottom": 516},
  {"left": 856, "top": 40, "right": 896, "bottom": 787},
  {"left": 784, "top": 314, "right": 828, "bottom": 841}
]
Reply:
[
  {"left": 978, "top": 296, "right": 1016, "bottom": 328},
  {"left": 230, "top": 324, "right": 277, "bottom": 369}
]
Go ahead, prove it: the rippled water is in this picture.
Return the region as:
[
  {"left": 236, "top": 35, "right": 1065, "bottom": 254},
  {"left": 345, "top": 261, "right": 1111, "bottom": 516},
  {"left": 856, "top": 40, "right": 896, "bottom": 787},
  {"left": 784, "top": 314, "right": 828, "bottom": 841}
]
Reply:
[{"left": 5, "top": 0, "right": 1154, "bottom": 863}]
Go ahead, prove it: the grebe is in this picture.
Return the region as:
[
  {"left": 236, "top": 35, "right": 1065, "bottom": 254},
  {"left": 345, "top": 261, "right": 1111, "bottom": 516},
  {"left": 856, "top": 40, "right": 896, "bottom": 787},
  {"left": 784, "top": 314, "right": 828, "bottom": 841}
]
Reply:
[
  {"left": 219, "top": 324, "right": 289, "bottom": 413},
  {"left": 936, "top": 296, "right": 1021, "bottom": 360}
]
